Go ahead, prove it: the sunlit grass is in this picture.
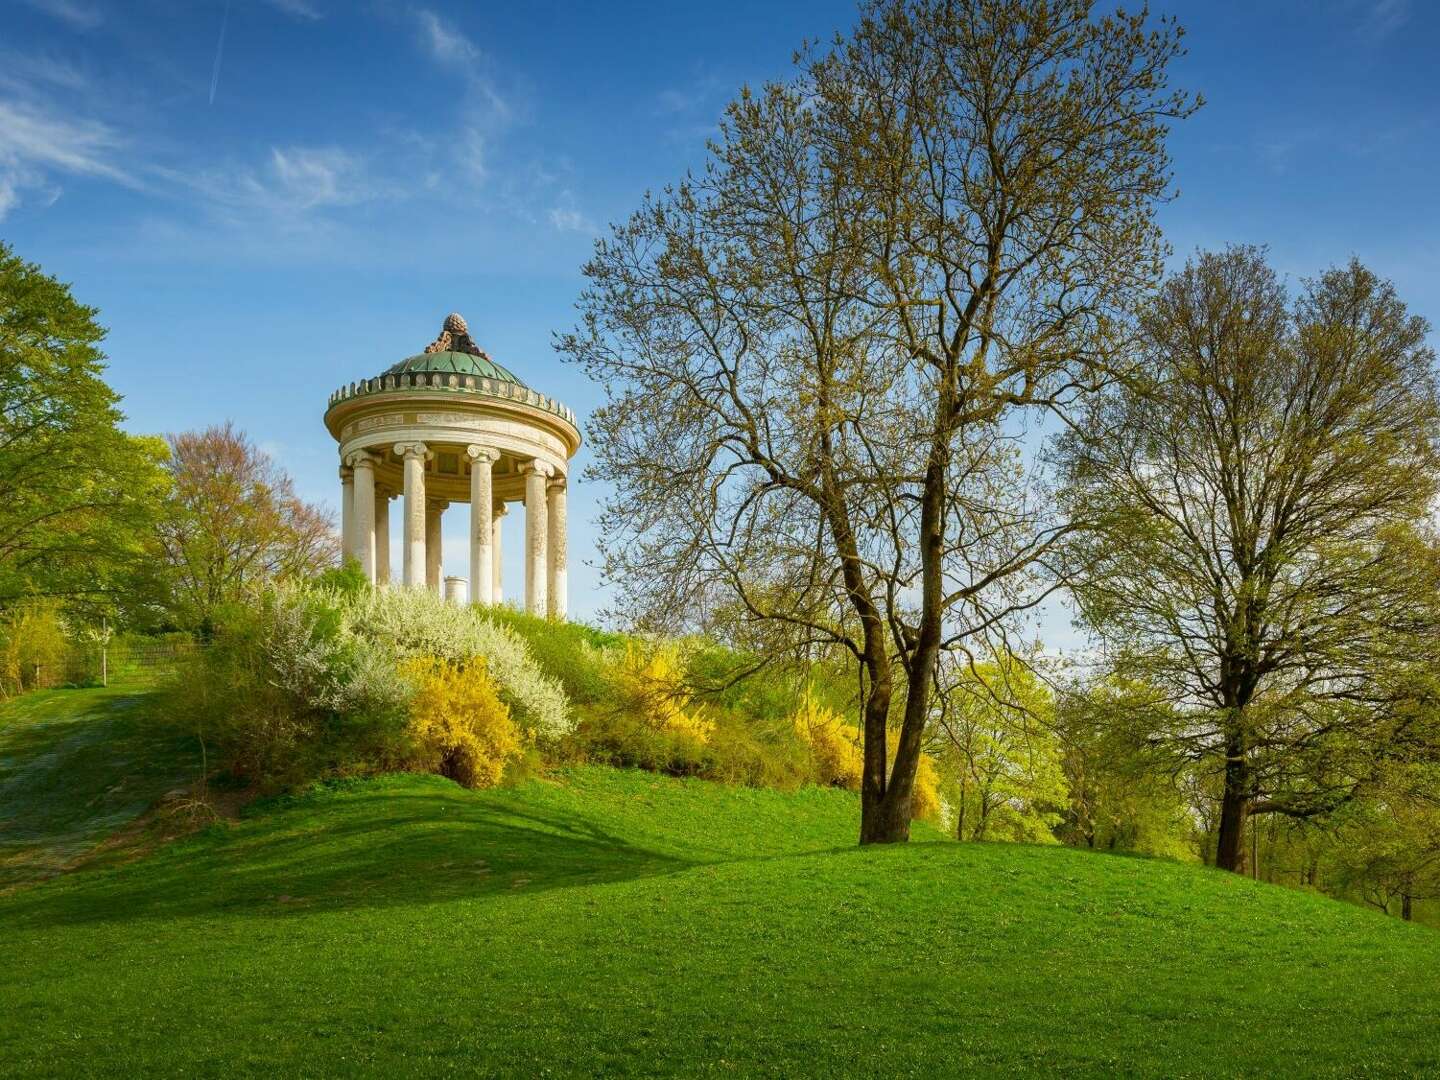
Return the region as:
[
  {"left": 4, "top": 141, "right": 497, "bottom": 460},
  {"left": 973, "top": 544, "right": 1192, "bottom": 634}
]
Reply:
[{"left": 1, "top": 688, "right": 1438, "bottom": 1077}]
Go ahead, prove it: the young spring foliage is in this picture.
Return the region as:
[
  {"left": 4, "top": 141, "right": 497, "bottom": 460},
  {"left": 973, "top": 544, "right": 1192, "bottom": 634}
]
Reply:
[
  {"left": 563, "top": 0, "right": 1198, "bottom": 842},
  {"left": 1057, "top": 248, "right": 1440, "bottom": 872}
]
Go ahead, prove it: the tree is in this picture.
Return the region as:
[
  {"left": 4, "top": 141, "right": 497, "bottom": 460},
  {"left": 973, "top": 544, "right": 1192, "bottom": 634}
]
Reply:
[
  {"left": 1053, "top": 677, "right": 1196, "bottom": 859},
  {"left": 0, "top": 242, "right": 168, "bottom": 617},
  {"left": 562, "top": 0, "right": 1196, "bottom": 842},
  {"left": 934, "top": 656, "right": 1066, "bottom": 843},
  {"left": 1330, "top": 764, "right": 1440, "bottom": 920},
  {"left": 1057, "top": 248, "right": 1440, "bottom": 872},
  {"left": 155, "top": 422, "right": 338, "bottom": 634}
]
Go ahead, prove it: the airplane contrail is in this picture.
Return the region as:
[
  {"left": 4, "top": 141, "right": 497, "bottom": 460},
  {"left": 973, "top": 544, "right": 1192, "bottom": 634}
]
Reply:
[{"left": 208, "top": 0, "right": 231, "bottom": 105}]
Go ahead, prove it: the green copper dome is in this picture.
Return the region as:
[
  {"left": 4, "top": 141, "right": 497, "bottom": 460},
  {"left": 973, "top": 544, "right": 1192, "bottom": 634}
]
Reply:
[{"left": 382, "top": 350, "right": 525, "bottom": 387}]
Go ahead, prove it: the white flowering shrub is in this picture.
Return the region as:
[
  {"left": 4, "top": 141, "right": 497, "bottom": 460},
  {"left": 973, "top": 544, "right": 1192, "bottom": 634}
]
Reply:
[
  {"left": 164, "top": 582, "right": 572, "bottom": 789},
  {"left": 259, "top": 585, "right": 409, "bottom": 720},
  {"left": 345, "top": 588, "right": 573, "bottom": 742}
]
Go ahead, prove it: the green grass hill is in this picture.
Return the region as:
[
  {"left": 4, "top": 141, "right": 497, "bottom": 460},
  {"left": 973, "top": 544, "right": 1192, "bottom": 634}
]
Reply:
[{"left": 3, "top": 687, "right": 1439, "bottom": 1077}]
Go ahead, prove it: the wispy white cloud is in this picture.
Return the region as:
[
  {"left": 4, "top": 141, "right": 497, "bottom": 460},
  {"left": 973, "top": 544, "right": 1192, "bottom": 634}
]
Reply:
[
  {"left": 263, "top": 0, "right": 323, "bottom": 19},
  {"left": 18, "top": 0, "right": 102, "bottom": 31},
  {"left": 547, "top": 190, "right": 595, "bottom": 235},
  {"left": 413, "top": 8, "right": 513, "bottom": 124},
  {"left": 1347, "top": 0, "right": 1410, "bottom": 44},
  {"left": 0, "top": 51, "right": 90, "bottom": 93},
  {"left": 189, "top": 145, "right": 390, "bottom": 216},
  {"left": 457, "top": 127, "right": 488, "bottom": 184},
  {"left": 652, "top": 69, "right": 727, "bottom": 145},
  {"left": 654, "top": 74, "right": 721, "bottom": 117},
  {"left": 267, "top": 146, "right": 374, "bottom": 209},
  {"left": 0, "top": 97, "right": 134, "bottom": 218},
  {"left": 415, "top": 8, "right": 478, "bottom": 65}
]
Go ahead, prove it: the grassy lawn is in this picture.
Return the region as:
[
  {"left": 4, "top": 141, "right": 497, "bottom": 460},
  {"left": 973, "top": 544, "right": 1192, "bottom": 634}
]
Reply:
[
  {"left": 0, "top": 685, "right": 199, "bottom": 888},
  {"left": 2, "top": 688, "right": 1439, "bottom": 1077}
]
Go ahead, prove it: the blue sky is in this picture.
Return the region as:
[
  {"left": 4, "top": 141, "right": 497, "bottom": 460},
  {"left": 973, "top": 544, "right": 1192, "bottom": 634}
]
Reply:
[{"left": 2, "top": 0, "right": 1437, "bottom": 640}]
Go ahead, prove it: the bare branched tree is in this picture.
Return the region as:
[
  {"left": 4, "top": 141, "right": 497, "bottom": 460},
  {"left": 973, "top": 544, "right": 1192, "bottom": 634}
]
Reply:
[{"left": 562, "top": 0, "right": 1196, "bottom": 842}]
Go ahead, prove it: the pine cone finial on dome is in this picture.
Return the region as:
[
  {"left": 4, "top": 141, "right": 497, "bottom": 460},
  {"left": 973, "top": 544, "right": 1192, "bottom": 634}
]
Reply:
[{"left": 423, "top": 312, "right": 490, "bottom": 359}]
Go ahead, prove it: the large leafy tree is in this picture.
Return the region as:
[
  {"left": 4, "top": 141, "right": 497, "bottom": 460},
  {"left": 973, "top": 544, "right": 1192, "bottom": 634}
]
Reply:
[
  {"left": 563, "top": 0, "right": 1196, "bottom": 842},
  {"left": 155, "top": 422, "right": 337, "bottom": 635},
  {"left": 1057, "top": 248, "right": 1440, "bottom": 872},
  {"left": 0, "top": 242, "right": 168, "bottom": 618}
]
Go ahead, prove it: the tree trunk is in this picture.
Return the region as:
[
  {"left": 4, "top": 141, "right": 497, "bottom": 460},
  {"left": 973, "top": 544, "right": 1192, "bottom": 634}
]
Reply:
[
  {"left": 1215, "top": 731, "right": 1250, "bottom": 873},
  {"left": 860, "top": 786, "right": 913, "bottom": 844},
  {"left": 858, "top": 659, "right": 907, "bottom": 844},
  {"left": 1402, "top": 893, "right": 1413, "bottom": 921},
  {"left": 859, "top": 381, "right": 951, "bottom": 846},
  {"left": 956, "top": 774, "right": 967, "bottom": 841}
]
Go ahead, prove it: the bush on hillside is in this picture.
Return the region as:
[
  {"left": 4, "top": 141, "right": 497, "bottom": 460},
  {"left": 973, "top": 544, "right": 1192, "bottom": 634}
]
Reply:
[
  {"left": 166, "top": 587, "right": 410, "bottom": 788},
  {"left": 164, "top": 583, "right": 572, "bottom": 791},
  {"left": 790, "top": 689, "right": 940, "bottom": 822},
  {"left": 614, "top": 641, "right": 715, "bottom": 743},
  {"left": 482, "top": 607, "right": 623, "bottom": 706},
  {"left": 792, "top": 691, "right": 865, "bottom": 789},
  {"left": 401, "top": 657, "right": 521, "bottom": 788},
  {"left": 349, "top": 589, "right": 571, "bottom": 743}
]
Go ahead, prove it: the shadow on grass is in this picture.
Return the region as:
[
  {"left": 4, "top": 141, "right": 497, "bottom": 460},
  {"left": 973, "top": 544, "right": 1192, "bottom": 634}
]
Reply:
[
  {"left": 1, "top": 783, "right": 697, "bottom": 930},
  {"left": 0, "top": 689, "right": 200, "bottom": 886}
]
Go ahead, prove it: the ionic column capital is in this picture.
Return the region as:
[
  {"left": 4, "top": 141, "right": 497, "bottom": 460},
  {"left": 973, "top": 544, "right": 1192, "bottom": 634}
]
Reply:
[
  {"left": 339, "top": 464, "right": 354, "bottom": 481},
  {"left": 493, "top": 500, "right": 509, "bottom": 517},
  {"left": 518, "top": 459, "right": 554, "bottom": 479},
  {"left": 547, "top": 475, "right": 567, "bottom": 493},
  {"left": 427, "top": 497, "right": 451, "bottom": 512},
  {"left": 345, "top": 450, "right": 380, "bottom": 471},
  {"left": 394, "top": 441, "right": 431, "bottom": 460},
  {"left": 465, "top": 444, "right": 499, "bottom": 464}
]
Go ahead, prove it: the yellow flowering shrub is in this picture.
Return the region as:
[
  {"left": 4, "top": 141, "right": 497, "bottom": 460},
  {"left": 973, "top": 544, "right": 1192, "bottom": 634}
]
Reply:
[
  {"left": 791, "top": 692, "right": 864, "bottom": 790},
  {"left": 614, "top": 642, "right": 714, "bottom": 743},
  {"left": 906, "top": 745, "right": 942, "bottom": 824},
  {"left": 790, "top": 689, "right": 940, "bottom": 821},
  {"left": 401, "top": 656, "right": 522, "bottom": 788}
]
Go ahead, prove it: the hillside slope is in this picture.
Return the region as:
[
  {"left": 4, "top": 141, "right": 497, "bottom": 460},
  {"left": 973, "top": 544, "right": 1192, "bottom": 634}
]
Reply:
[
  {"left": 2, "top": 692, "right": 1439, "bottom": 1077},
  {"left": 0, "top": 687, "right": 198, "bottom": 887}
]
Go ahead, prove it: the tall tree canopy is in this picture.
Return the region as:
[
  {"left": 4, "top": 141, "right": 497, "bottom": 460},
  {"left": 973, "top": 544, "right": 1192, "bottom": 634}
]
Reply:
[
  {"left": 563, "top": 0, "right": 1197, "bottom": 841},
  {"left": 0, "top": 242, "right": 167, "bottom": 618},
  {"left": 155, "top": 422, "right": 337, "bottom": 634},
  {"left": 1057, "top": 247, "right": 1440, "bottom": 872}
]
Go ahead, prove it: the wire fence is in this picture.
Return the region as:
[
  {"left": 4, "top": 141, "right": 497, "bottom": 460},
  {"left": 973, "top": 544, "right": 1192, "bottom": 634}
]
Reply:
[{"left": 9, "top": 638, "right": 205, "bottom": 695}]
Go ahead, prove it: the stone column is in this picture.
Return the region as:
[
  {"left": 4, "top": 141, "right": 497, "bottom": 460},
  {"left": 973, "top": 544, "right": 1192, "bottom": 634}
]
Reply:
[
  {"left": 547, "top": 476, "right": 568, "bottom": 621},
  {"left": 520, "top": 461, "right": 552, "bottom": 616},
  {"left": 396, "top": 442, "right": 428, "bottom": 589},
  {"left": 426, "top": 499, "right": 447, "bottom": 596},
  {"left": 444, "top": 576, "right": 468, "bottom": 605},
  {"left": 339, "top": 465, "right": 355, "bottom": 565},
  {"left": 467, "top": 446, "right": 497, "bottom": 605},
  {"left": 492, "top": 502, "right": 507, "bottom": 603},
  {"left": 348, "top": 451, "right": 378, "bottom": 583},
  {"left": 374, "top": 488, "right": 391, "bottom": 586}
]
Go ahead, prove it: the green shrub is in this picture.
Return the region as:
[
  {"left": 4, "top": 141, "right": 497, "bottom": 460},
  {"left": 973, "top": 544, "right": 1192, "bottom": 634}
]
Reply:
[
  {"left": 162, "top": 584, "right": 574, "bottom": 791},
  {"left": 483, "top": 607, "right": 623, "bottom": 706},
  {"left": 164, "top": 586, "right": 410, "bottom": 789},
  {"left": 0, "top": 601, "right": 71, "bottom": 696}
]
